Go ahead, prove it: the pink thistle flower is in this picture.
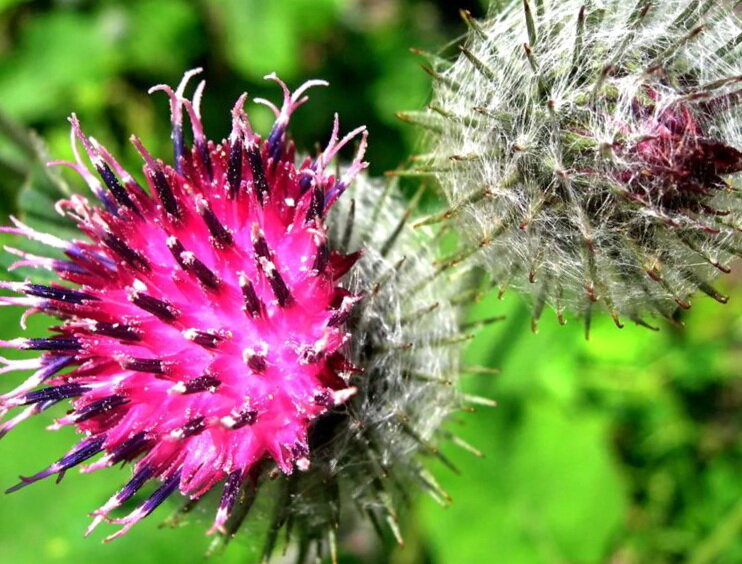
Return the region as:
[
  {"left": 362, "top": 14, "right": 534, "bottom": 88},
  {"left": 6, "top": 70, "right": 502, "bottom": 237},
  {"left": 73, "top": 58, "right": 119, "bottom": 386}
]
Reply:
[{"left": 0, "top": 68, "right": 370, "bottom": 541}]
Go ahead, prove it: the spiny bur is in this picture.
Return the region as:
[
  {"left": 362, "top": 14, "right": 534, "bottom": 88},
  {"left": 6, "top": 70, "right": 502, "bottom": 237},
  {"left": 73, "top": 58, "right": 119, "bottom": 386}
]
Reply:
[{"left": 410, "top": 0, "right": 742, "bottom": 332}]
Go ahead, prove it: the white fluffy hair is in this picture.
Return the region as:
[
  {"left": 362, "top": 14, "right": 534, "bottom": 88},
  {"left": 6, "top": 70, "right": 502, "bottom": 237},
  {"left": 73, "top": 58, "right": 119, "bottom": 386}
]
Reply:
[{"left": 415, "top": 0, "right": 741, "bottom": 330}]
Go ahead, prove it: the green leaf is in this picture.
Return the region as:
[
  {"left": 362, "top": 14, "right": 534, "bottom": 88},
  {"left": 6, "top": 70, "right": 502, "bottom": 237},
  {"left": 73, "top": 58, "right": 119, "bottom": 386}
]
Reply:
[
  {"left": 0, "top": 11, "right": 118, "bottom": 121},
  {"left": 216, "top": 0, "right": 342, "bottom": 80},
  {"left": 122, "top": 0, "right": 202, "bottom": 77},
  {"left": 421, "top": 402, "right": 627, "bottom": 564}
]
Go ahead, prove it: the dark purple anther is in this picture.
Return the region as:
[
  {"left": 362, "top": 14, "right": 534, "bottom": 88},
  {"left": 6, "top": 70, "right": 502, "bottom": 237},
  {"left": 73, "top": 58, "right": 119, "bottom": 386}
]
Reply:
[
  {"left": 252, "top": 234, "right": 271, "bottom": 259},
  {"left": 302, "top": 350, "right": 324, "bottom": 365},
  {"left": 24, "top": 337, "right": 81, "bottom": 352},
  {"left": 290, "top": 442, "right": 309, "bottom": 459},
  {"left": 324, "top": 180, "right": 346, "bottom": 208},
  {"left": 73, "top": 395, "right": 128, "bottom": 423},
  {"left": 226, "top": 137, "right": 243, "bottom": 199},
  {"left": 196, "top": 140, "right": 214, "bottom": 181},
  {"left": 6, "top": 435, "right": 105, "bottom": 493},
  {"left": 51, "top": 259, "right": 89, "bottom": 275},
  {"left": 114, "top": 465, "right": 155, "bottom": 504},
  {"left": 184, "top": 254, "right": 221, "bottom": 291},
  {"left": 180, "top": 374, "right": 221, "bottom": 394},
  {"left": 96, "top": 163, "right": 139, "bottom": 214},
  {"left": 266, "top": 125, "right": 285, "bottom": 161},
  {"left": 92, "top": 322, "right": 141, "bottom": 342},
  {"left": 216, "top": 469, "right": 243, "bottom": 520},
  {"left": 268, "top": 269, "right": 292, "bottom": 308},
  {"left": 136, "top": 471, "right": 181, "bottom": 517},
  {"left": 21, "top": 383, "right": 89, "bottom": 406},
  {"left": 103, "top": 234, "right": 151, "bottom": 273},
  {"left": 240, "top": 277, "right": 263, "bottom": 318},
  {"left": 306, "top": 186, "right": 324, "bottom": 223},
  {"left": 94, "top": 189, "right": 119, "bottom": 216},
  {"left": 151, "top": 166, "right": 181, "bottom": 219},
  {"left": 66, "top": 246, "right": 117, "bottom": 274},
  {"left": 198, "top": 203, "right": 233, "bottom": 247},
  {"left": 251, "top": 235, "right": 292, "bottom": 306},
  {"left": 246, "top": 143, "right": 269, "bottom": 204},
  {"left": 228, "top": 407, "right": 257, "bottom": 429},
  {"left": 246, "top": 353, "right": 266, "bottom": 374},
  {"left": 39, "top": 355, "right": 76, "bottom": 380},
  {"left": 109, "top": 432, "right": 153, "bottom": 464},
  {"left": 124, "top": 358, "right": 165, "bottom": 374},
  {"left": 185, "top": 329, "right": 223, "bottom": 349},
  {"left": 169, "top": 238, "right": 221, "bottom": 290},
  {"left": 312, "top": 242, "right": 329, "bottom": 274},
  {"left": 24, "top": 284, "right": 98, "bottom": 304},
  {"left": 167, "top": 237, "right": 187, "bottom": 267},
  {"left": 298, "top": 171, "right": 314, "bottom": 194},
  {"left": 179, "top": 416, "right": 206, "bottom": 438},
  {"left": 172, "top": 123, "right": 184, "bottom": 174},
  {"left": 312, "top": 390, "right": 333, "bottom": 408},
  {"left": 130, "top": 292, "right": 179, "bottom": 322}
]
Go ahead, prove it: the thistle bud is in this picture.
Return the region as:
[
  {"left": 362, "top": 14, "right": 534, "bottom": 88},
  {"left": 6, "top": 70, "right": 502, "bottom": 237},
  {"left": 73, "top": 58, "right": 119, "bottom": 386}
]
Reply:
[{"left": 415, "top": 0, "right": 742, "bottom": 329}]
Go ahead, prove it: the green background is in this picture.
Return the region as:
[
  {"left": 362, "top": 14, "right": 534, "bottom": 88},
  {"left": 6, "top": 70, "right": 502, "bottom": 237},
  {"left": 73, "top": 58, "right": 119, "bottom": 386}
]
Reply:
[{"left": 0, "top": 1, "right": 739, "bottom": 562}]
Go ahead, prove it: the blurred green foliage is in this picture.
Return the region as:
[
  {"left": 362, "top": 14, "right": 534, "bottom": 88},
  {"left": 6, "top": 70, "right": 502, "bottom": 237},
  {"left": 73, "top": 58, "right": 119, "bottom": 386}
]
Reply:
[{"left": 0, "top": 1, "right": 739, "bottom": 563}]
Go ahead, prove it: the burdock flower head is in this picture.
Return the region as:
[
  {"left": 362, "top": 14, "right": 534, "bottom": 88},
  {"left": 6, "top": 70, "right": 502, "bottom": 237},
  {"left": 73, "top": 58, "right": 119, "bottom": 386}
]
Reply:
[
  {"left": 411, "top": 0, "right": 742, "bottom": 330},
  {"left": 0, "top": 68, "right": 463, "bottom": 554}
]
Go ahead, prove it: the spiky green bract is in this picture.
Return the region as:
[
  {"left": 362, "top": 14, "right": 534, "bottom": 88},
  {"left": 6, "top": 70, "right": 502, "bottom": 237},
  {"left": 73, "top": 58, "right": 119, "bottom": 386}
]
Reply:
[
  {"left": 413, "top": 0, "right": 742, "bottom": 331},
  {"left": 208, "top": 171, "right": 464, "bottom": 562}
]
